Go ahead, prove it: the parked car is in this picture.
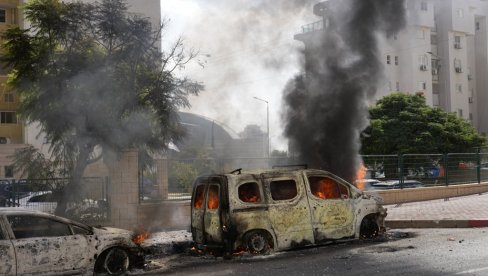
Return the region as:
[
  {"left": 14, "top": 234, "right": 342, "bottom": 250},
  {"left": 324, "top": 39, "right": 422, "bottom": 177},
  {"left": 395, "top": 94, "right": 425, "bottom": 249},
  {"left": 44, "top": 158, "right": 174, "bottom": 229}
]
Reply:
[
  {"left": 15, "top": 191, "right": 108, "bottom": 221},
  {"left": 191, "top": 168, "right": 387, "bottom": 256},
  {"left": 18, "top": 191, "right": 57, "bottom": 214},
  {"left": 0, "top": 208, "right": 144, "bottom": 275},
  {"left": 354, "top": 179, "right": 386, "bottom": 190},
  {"left": 373, "top": 180, "right": 425, "bottom": 190}
]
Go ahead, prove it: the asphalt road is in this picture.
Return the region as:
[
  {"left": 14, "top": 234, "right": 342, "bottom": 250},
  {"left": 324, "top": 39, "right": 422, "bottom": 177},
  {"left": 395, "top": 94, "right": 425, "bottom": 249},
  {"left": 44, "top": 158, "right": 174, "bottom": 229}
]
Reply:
[{"left": 139, "top": 228, "right": 488, "bottom": 276}]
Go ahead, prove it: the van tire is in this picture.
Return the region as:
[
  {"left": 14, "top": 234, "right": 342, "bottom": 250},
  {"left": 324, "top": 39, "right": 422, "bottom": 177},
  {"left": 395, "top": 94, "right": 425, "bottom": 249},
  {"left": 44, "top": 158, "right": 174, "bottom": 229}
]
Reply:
[
  {"left": 359, "top": 215, "right": 379, "bottom": 239},
  {"left": 245, "top": 230, "right": 272, "bottom": 255}
]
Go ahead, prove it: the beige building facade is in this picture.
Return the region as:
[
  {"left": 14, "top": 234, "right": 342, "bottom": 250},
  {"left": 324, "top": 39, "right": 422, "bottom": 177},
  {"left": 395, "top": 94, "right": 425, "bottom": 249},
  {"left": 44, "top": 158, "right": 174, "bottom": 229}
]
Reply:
[{"left": 297, "top": 0, "right": 488, "bottom": 137}]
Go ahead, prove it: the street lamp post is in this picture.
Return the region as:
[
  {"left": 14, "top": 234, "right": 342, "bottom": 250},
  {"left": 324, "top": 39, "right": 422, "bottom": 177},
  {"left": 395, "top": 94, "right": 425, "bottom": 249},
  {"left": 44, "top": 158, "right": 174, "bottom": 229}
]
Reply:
[{"left": 253, "top": 96, "right": 270, "bottom": 158}]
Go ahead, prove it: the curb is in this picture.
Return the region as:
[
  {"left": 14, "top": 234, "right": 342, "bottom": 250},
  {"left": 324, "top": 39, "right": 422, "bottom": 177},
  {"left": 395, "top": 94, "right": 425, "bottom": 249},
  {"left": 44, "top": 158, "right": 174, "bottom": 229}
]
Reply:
[{"left": 386, "top": 219, "right": 488, "bottom": 229}]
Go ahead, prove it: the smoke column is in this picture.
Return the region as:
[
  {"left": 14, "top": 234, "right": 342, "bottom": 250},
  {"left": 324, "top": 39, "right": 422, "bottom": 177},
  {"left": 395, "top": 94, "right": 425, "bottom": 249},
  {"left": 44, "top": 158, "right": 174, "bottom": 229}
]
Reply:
[{"left": 283, "top": 0, "right": 406, "bottom": 182}]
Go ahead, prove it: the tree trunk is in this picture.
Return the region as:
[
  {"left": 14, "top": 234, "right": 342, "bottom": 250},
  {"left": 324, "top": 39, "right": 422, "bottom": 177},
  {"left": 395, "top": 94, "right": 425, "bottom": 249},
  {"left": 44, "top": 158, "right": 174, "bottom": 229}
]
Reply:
[{"left": 54, "top": 144, "right": 92, "bottom": 217}]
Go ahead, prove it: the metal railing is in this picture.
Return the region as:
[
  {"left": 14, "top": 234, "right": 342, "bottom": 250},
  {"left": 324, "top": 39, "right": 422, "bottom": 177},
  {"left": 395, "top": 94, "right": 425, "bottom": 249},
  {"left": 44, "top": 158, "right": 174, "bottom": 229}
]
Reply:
[
  {"left": 163, "top": 153, "right": 488, "bottom": 197},
  {"left": 363, "top": 153, "right": 488, "bottom": 188},
  {"left": 0, "top": 177, "right": 110, "bottom": 223},
  {"left": 301, "top": 20, "right": 324, "bottom": 33}
]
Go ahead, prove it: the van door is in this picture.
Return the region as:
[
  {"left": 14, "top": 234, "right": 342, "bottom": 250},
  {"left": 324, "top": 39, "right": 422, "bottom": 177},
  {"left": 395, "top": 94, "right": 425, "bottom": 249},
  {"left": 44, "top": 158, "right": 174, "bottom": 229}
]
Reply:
[
  {"left": 191, "top": 176, "right": 226, "bottom": 247},
  {"left": 264, "top": 175, "right": 314, "bottom": 250},
  {"left": 305, "top": 174, "right": 355, "bottom": 242}
]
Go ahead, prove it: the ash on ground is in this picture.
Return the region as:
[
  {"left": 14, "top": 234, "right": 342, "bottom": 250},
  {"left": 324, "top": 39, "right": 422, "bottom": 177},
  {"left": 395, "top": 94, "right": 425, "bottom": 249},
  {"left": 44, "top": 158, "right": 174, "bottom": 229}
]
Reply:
[{"left": 141, "top": 230, "right": 193, "bottom": 256}]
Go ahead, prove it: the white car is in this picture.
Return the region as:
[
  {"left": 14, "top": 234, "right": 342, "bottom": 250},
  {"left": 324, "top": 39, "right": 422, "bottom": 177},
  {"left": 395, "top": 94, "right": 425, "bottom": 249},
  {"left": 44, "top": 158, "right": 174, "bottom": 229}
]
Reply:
[
  {"left": 0, "top": 208, "right": 144, "bottom": 275},
  {"left": 18, "top": 191, "right": 57, "bottom": 214}
]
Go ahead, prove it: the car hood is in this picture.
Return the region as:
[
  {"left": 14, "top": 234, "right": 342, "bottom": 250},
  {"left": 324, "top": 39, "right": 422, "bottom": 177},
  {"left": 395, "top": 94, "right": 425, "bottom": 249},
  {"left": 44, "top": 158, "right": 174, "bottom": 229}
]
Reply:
[{"left": 93, "top": 226, "right": 133, "bottom": 236}]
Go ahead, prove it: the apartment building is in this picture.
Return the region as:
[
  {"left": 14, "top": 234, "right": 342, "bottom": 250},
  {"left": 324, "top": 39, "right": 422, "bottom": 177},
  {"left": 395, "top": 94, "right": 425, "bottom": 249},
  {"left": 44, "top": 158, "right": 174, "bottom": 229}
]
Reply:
[
  {"left": 0, "top": 0, "right": 22, "bottom": 145},
  {"left": 296, "top": 0, "right": 488, "bottom": 136}
]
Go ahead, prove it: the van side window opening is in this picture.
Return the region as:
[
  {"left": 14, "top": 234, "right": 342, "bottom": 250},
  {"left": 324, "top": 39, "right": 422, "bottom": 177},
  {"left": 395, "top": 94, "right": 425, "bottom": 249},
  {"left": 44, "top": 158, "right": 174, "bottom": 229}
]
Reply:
[
  {"left": 308, "top": 176, "right": 341, "bottom": 199},
  {"left": 207, "top": 184, "right": 220, "bottom": 209},
  {"left": 238, "top": 182, "right": 261, "bottom": 203},
  {"left": 270, "top": 180, "right": 297, "bottom": 201},
  {"left": 194, "top": 185, "right": 205, "bottom": 209}
]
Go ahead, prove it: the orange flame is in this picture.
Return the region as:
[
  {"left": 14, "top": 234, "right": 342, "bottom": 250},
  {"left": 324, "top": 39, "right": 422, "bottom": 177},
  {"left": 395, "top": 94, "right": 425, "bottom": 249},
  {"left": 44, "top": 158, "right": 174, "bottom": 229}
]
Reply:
[
  {"left": 132, "top": 228, "right": 150, "bottom": 245},
  {"left": 355, "top": 163, "right": 367, "bottom": 191}
]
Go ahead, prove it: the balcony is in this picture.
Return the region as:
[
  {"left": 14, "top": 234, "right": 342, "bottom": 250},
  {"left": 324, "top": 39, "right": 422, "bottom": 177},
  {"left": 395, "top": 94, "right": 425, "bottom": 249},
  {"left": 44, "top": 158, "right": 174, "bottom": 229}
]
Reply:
[
  {"left": 0, "top": 0, "right": 20, "bottom": 8},
  {"left": 300, "top": 20, "right": 324, "bottom": 34}
]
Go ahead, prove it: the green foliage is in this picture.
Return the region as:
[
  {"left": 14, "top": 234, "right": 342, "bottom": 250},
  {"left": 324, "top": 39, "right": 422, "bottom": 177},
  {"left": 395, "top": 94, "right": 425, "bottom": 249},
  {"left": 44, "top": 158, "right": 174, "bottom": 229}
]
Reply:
[
  {"left": 361, "top": 93, "right": 486, "bottom": 154},
  {"left": 2, "top": 0, "right": 202, "bottom": 212},
  {"left": 168, "top": 146, "right": 217, "bottom": 192},
  {"left": 169, "top": 161, "right": 198, "bottom": 193}
]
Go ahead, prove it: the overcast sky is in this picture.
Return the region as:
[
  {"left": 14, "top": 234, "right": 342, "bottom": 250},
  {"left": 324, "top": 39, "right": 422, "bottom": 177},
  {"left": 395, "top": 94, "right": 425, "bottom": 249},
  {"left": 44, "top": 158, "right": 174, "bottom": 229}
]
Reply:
[{"left": 161, "top": 0, "right": 316, "bottom": 151}]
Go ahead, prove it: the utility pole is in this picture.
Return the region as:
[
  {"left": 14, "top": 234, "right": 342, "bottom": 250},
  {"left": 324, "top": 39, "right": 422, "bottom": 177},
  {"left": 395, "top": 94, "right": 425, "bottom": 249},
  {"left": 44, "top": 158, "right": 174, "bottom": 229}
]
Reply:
[{"left": 253, "top": 97, "right": 270, "bottom": 158}]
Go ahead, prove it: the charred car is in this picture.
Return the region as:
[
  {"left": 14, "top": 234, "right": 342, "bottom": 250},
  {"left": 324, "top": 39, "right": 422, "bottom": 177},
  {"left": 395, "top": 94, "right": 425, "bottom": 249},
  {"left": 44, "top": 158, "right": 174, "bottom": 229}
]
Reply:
[
  {"left": 191, "top": 168, "right": 386, "bottom": 255},
  {"left": 0, "top": 208, "right": 144, "bottom": 275}
]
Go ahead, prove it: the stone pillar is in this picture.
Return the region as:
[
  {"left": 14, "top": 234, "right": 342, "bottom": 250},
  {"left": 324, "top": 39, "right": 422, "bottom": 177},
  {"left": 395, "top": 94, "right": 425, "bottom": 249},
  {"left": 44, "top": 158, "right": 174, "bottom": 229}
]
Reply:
[{"left": 107, "top": 150, "right": 140, "bottom": 230}]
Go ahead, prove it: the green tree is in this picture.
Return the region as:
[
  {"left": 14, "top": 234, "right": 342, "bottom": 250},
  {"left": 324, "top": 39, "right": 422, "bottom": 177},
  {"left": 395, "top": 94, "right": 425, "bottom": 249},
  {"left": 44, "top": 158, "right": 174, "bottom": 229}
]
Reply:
[
  {"left": 2, "top": 0, "right": 202, "bottom": 214},
  {"left": 361, "top": 93, "right": 486, "bottom": 155}
]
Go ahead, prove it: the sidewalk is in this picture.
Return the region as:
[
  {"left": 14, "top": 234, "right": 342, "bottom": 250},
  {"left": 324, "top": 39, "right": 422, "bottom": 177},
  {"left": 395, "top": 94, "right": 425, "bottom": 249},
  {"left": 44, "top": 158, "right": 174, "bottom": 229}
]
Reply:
[{"left": 385, "top": 192, "right": 488, "bottom": 228}]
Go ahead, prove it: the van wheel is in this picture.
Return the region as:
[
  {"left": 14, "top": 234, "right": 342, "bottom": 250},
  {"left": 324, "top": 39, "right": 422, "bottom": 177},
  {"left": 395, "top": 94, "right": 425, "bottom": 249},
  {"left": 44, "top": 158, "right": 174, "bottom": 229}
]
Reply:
[
  {"left": 360, "top": 216, "right": 379, "bottom": 239},
  {"left": 246, "top": 231, "right": 272, "bottom": 255}
]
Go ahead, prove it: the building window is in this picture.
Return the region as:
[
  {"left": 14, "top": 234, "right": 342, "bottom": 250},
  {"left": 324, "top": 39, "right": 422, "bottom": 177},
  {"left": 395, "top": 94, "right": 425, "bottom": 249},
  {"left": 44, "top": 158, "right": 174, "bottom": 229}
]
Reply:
[
  {"left": 386, "top": 55, "right": 391, "bottom": 65},
  {"left": 457, "top": 8, "right": 464, "bottom": 18},
  {"left": 395, "top": 56, "right": 399, "bottom": 65},
  {"left": 454, "top": 35, "right": 462, "bottom": 49},
  {"left": 458, "top": 109, "right": 463, "bottom": 118},
  {"left": 396, "top": 81, "right": 400, "bottom": 91},
  {"left": 387, "top": 81, "right": 392, "bottom": 91},
  {"left": 419, "top": 55, "right": 428, "bottom": 70},
  {"left": 419, "top": 82, "right": 427, "bottom": 90},
  {"left": 4, "top": 166, "right": 13, "bottom": 178},
  {"left": 421, "top": 1, "right": 428, "bottom": 11},
  {"left": 0, "top": 111, "right": 16, "bottom": 124},
  {"left": 417, "top": 29, "right": 425, "bottom": 39},
  {"left": 4, "top": 93, "right": 14, "bottom": 103},
  {"left": 0, "top": 10, "right": 5, "bottom": 23},
  {"left": 476, "top": 21, "right": 480, "bottom": 31},
  {"left": 431, "top": 34, "right": 437, "bottom": 45},
  {"left": 454, "top": 59, "right": 463, "bottom": 73},
  {"left": 456, "top": 84, "right": 463, "bottom": 93}
]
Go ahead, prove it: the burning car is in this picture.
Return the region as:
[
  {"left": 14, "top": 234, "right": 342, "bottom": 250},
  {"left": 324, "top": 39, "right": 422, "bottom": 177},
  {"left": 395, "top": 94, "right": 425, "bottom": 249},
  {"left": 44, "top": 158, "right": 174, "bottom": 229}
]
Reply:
[
  {"left": 0, "top": 208, "right": 144, "bottom": 275},
  {"left": 191, "top": 168, "right": 386, "bottom": 256}
]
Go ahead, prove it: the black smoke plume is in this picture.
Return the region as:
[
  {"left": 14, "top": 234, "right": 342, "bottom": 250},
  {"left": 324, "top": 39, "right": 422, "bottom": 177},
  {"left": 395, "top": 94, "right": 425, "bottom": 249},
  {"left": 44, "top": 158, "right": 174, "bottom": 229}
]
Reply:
[{"left": 283, "top": 0, "right": 406, "bottom": 182}]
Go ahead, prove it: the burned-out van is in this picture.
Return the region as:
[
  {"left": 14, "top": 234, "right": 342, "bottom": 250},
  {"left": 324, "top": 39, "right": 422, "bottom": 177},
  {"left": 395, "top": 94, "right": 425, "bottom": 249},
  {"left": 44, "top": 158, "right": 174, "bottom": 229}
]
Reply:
[{"left": 191, "top": 168, "right": 386, "bottom": 255}]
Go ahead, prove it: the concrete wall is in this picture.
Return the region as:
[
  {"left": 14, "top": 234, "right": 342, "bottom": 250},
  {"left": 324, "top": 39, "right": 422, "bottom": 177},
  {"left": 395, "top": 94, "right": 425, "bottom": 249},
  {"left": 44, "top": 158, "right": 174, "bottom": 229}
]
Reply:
[{"left": 366, "top": 182, "right": 488, "bottom": 205}]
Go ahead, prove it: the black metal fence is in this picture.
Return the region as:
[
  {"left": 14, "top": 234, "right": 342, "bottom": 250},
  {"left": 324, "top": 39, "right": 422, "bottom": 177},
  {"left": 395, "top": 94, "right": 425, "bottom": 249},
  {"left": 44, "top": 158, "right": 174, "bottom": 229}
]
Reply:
[
  {"left": 160, "top": 153, "right": 488, "bottom": 198},
  {"left": 363, "top": 153, "right": 488, "bottom": 187},
  {"left": 0, "top": 177, "right": 110, "bottom": 223}
]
